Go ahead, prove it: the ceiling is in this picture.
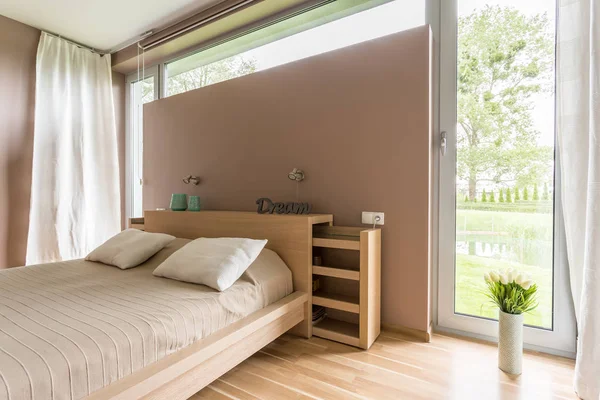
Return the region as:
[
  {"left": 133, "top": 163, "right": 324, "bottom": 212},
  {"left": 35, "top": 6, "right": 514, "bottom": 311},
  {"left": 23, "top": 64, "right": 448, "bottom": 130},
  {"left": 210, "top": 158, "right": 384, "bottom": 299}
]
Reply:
[{"left": 0, "top": 0, "right": 224, "bottom": 52}]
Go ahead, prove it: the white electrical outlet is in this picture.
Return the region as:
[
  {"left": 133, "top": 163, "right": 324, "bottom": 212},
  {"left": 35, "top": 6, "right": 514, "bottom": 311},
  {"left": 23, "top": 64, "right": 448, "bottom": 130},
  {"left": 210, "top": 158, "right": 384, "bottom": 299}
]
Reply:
[{"left": 361, "top": 211, "right": 384, "bottom": 226}]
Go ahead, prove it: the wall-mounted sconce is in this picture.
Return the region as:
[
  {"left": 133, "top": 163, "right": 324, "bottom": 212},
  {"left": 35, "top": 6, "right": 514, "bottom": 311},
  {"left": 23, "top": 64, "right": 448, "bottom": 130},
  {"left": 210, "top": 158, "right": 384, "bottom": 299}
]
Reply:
[
  {"left": 183, "top": 175, "right": 200, "bottom": 185},
  {"left": 288, "top": 168, "right": 305, "bottom": 182}
]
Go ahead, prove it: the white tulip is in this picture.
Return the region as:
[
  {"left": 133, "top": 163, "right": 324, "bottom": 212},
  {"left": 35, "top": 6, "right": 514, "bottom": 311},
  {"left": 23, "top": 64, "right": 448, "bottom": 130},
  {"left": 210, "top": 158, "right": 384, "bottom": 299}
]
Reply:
[
  {"left": 489, "top": 271, "right": 500, "bottom": 282},
  {"left": 506, "top": 269, "right": 514, "bottom": 284},
  {"left": 520, "top": 280, "right": 533, "bottom": 290},
  {"left": 500, "top": 272, "right": 509, "bottom": 285},
  {"left": 514, "top": 273, "right": 524, "bottom": 286},
  {"left": 483, "top": 272, "right": 491, "bottom": 283}
]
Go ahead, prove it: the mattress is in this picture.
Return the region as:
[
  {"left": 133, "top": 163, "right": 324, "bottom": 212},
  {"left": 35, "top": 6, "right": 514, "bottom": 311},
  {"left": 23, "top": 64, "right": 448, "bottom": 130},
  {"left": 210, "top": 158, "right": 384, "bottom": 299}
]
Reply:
[{"left": 0, "top": 238, "right": 293, "bottom": 400}]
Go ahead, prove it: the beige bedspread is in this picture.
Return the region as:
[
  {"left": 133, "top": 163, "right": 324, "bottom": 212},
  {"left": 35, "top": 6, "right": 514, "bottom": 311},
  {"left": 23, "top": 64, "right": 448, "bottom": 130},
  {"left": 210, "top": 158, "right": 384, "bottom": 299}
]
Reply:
[{"left": 0, "top": 239, "right": 293, "bottom": 400}]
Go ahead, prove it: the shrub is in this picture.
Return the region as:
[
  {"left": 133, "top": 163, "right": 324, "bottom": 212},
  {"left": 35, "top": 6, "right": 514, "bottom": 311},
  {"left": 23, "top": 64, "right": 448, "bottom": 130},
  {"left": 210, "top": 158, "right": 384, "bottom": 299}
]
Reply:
[
  {"left": 464, "top": 194, "right": 470, "bottom": 202},
  {"left": 523, "top": 187, "right": 529, "bottom": 200},
  {"left": 506, "top": 188, "right": 512, "bottom": 203},
  {"left": 482, "top": 189, "right": 487, "bottom": 202},
  {"left": 499, "top": 188, "right": 505, "bottom": 202},
  {"left": 489, "top": 191, "right": 496, "bottom": 202},
  {"left": 515, "top": 187, "right": 521, "bottom": 201},
  {"left": 456, "top": 201, "right": 553, "bottom": 213},
  {"left": 543, "top": 182, "right": 550, "bottom": 200},
  {"left": 533, "top": 183, "right": 539, "bottom": 200}
]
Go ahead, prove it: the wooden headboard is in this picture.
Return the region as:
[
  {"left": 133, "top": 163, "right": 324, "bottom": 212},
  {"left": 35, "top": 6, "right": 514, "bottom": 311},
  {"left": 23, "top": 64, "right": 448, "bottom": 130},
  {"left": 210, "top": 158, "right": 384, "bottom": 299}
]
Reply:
[{"left": 144, "top": 210, "right": 333, "bottom": 336}]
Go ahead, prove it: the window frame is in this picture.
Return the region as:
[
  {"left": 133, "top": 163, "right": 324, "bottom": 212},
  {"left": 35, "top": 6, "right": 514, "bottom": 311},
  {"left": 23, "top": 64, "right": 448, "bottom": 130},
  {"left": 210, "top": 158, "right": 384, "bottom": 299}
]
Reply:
[
  {"left": 435, "top": 0, "right": 577, "bottom": 358},
  {"left": 125, "top": 65, "right": 159, "bottom": 219}
]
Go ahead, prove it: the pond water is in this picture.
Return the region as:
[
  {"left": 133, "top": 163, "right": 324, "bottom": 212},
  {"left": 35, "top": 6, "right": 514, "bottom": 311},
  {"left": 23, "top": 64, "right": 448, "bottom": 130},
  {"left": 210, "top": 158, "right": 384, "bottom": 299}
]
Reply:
[{"left": 456, "top": 235, "right": 553, "bottom": 268}]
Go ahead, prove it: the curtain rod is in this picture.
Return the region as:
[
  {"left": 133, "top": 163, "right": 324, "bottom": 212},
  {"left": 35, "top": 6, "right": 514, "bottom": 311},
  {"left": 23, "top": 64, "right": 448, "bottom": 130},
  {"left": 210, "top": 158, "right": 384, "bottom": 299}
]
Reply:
[
  {"left": 43, "top": 31, "right": 107, "bottom": 55},
  {"left": 140, "top": 0, "right": 257, "bottom": 50},
  {"left": 108, "top": 0, "right": 256, "bottom": 54}
]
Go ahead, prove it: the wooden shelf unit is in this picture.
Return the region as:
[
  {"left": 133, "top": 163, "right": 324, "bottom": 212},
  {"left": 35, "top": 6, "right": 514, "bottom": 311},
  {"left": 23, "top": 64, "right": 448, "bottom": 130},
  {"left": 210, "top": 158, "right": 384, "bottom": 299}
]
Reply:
[{"left": 311, "top": 226, "right": 381, "bottom": 350}]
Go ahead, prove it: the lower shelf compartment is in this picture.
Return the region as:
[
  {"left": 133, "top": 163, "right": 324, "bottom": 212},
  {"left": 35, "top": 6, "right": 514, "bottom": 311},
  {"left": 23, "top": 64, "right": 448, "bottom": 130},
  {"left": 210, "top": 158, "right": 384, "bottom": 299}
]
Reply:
[
  {"left": 312, "top": 291, "right": 359, "bottom": 314},
  {"left": 312, "top": 316, "right": 360, "bottom": 347}
]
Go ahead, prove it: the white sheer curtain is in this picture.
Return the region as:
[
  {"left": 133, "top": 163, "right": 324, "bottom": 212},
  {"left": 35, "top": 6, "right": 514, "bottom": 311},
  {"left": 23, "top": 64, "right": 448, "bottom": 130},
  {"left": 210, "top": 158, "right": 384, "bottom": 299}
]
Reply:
[
  {"left": 557, "top": 1, "right": 599, "bottom": 398},
  {"left": 27, "top": 33, "right": 120, "bottom": 265}
]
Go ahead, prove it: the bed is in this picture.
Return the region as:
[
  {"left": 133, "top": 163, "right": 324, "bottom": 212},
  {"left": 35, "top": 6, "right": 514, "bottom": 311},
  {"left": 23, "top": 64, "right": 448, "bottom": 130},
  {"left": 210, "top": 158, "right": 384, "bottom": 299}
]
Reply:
[{"left": 0, "top": 211, "right": 333, "bottom": 400}]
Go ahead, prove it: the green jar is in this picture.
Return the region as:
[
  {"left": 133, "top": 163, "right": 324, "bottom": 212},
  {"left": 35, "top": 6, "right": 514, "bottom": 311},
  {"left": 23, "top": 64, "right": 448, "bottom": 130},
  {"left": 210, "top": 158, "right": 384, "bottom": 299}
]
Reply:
[
  {"left": 188, "top": 196, "right": 201, "bottom": 211},
  {"left": 170, "top": 194, "right": 188, "bottom": 211}
]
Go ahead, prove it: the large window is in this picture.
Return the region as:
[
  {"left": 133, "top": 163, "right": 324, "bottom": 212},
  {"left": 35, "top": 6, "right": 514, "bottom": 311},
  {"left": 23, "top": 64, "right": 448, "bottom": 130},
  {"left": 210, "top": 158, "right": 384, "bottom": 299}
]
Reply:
[
  {"left": 165, "top": 0, "right": 425, "bottom": 96},
  {"left": 438, "top": 0, "right": 576, "bottom": 354}
]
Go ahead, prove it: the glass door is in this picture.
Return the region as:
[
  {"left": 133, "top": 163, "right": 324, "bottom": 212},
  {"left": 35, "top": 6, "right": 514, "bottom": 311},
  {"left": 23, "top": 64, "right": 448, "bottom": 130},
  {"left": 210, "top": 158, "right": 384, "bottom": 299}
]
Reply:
[
  {"left": 126, "top": 66, "right": 159, "bottom": 218},
  {"left": 438, "top": 0, "right": 576, "bottom": 355}
]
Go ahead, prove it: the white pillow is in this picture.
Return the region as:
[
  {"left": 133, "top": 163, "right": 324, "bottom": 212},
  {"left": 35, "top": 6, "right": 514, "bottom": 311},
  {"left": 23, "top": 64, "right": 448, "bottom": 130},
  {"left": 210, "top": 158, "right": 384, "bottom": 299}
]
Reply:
[
  {"left": 153, "top": 237, "right": 268, "bottom": 291},
  {"left": 86, "top": 229, "right": 175, "bottom": 269}
]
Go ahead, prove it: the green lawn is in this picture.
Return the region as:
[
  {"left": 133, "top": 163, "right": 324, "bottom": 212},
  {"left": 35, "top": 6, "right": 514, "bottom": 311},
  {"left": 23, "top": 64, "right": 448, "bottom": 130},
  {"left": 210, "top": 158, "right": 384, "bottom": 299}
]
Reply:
[{"left": 454, "top": 209, "right": 553, "bottom": 329}]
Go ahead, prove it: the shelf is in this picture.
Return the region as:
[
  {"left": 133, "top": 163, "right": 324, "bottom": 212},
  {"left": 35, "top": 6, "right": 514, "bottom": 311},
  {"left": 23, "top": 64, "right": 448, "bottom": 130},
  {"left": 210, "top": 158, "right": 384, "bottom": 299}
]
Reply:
[
  {"left": 313, "top": 226, "right": 362, "bottom": 238},
  {"left": 312, "top": 237, "right": 360, "bottom": 250},
  {"left": 312, "top": 291, "right": 359, "bottom": 314},
  {"left": 313, "top": 265, "right": 359, "bottom": 281},
  {"left": 312, "top": 316, "right": 360, "bottom": 347}
]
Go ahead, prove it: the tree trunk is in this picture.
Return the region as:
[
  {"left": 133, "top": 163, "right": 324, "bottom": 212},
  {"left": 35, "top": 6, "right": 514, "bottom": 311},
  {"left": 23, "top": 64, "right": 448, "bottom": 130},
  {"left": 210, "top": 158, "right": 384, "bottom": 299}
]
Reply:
[{"left": 469, "top": 173, "right": 477, "bottom": 201}]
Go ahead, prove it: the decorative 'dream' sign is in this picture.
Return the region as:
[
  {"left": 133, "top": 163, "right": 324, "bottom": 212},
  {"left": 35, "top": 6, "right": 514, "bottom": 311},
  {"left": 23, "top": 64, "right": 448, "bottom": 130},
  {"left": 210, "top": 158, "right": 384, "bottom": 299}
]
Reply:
[{"left": 256, "top": 198, "right": 312, "bottom": 215}]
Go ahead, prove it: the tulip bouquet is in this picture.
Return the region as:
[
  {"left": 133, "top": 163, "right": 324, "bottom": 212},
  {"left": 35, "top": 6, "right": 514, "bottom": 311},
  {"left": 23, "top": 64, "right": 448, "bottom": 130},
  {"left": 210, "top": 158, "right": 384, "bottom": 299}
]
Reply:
[{"left": 483, "top": 269, "right": 538, "bottom": 315}]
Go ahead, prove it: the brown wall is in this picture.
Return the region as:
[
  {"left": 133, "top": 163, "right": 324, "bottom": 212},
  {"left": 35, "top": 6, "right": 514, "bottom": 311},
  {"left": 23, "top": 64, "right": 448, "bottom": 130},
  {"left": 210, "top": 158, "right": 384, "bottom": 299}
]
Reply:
[
  {"left": 0, "top": 15, "right": 127, "bottom": 268},
  {"left": 0, "top": 15, "right": 39, "bottom": 269},
  {"left": 143, "top": 26, "right": 433, "bottom": 332}
]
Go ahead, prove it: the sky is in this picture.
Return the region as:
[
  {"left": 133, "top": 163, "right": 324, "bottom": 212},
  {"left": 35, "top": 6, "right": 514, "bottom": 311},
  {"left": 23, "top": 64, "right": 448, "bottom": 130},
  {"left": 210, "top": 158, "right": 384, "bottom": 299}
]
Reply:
[{"left": 245, "top": 1, "right": 424, "bottom": 70}]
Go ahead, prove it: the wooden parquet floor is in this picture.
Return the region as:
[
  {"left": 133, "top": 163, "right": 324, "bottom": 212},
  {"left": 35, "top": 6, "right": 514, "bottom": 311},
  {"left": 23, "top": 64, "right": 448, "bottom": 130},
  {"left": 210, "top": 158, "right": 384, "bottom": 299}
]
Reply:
[{"left": 191, "top": 330, "right": 577, "bottom": 400}]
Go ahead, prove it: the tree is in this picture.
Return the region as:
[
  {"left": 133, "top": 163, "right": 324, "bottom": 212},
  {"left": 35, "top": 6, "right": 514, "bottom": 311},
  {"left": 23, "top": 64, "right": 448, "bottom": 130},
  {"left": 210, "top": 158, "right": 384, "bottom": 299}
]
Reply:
[
  {"left": 168, "top": 55, "right": 258, "bottom": 96},
  {"left": 457, "top": 6, "right": 554, "bottom": 200},
  {"left": 506, "top": 187, "right": 512, "bottom": 202},
  {"left": 523, "top": 187, "right": 529, "bottom": 200},
  {"left": 489, "top": 191, "right": 496, "bottom": 202},
  {"left": 543, "top": 182, "right": 550, "bottom": 200},
  {"left": 533, "top": 183, "right": 539, "bottom": 200},
  {"left": 514, "top": 186, "right": 521, "bottom": 201},
  {"left": 482, "top": 189, "right": 488, "bottom": 202},
  {"left": 499, "top": 188, "right": 505, "bottom": 202},
  {"left": 139, "top": 78, "right": 154, "bottom": 103}
]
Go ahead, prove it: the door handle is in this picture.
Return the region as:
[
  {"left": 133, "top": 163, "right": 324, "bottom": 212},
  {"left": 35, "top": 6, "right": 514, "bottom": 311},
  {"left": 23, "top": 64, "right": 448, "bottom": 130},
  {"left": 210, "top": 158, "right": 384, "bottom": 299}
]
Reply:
[{"left": 440, "top": 131, "right": 447, "bottom": 156}]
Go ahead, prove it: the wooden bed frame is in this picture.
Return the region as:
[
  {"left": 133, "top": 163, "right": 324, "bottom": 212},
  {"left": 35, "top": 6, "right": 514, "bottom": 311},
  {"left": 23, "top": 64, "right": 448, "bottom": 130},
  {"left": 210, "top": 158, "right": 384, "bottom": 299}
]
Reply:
[{"left": 87, "top": 210, "right": 333, "bottom": 400}]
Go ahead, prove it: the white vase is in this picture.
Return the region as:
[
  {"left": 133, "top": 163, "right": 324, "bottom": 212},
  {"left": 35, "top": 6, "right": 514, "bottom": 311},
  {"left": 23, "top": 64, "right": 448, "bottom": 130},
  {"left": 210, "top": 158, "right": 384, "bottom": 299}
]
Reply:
[{"left": 498, "top": 311, "right": 523, "bottom": 375}]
